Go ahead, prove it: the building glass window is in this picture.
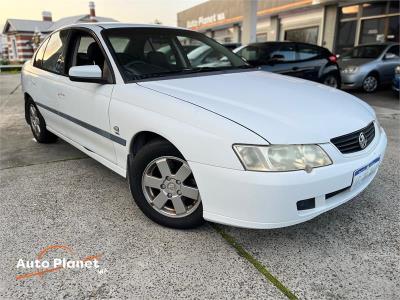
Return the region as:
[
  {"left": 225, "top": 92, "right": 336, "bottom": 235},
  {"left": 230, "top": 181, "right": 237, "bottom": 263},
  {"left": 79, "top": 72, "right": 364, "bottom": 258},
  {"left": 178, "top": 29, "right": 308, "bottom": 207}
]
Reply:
[
  {"left": 362, "top": 1, "right": 388, "bottom": 17},
  {"left": 12, "top": 38, "right": 17, "bottom": 59},
  {"left": 213, "top": 28, "right": 234, "bottom": 44},
  {"left": 388, "top": 1, "right": 399, "bottom": 14},
  {"left": 387, "top": 15, "right": 400, "bottom": 42},
  {"left": 359, "top": 17, "right": 386, "bottom": 44},
  {"left": 256, "top": 33, "right": 268, "bottom": 43},
  {"left": 284, "top": 27, "right": 319, "bottom": 45},
  {"left": 336, "top": 20, "right": 357, "bottom": 55}
]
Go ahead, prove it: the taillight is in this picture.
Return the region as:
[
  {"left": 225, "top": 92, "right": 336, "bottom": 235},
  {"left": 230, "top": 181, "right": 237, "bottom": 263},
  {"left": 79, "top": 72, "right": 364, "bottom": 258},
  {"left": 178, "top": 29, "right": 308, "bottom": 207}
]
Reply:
[{"left": 329, "top": 55, "right": 337, "bottom": 63}]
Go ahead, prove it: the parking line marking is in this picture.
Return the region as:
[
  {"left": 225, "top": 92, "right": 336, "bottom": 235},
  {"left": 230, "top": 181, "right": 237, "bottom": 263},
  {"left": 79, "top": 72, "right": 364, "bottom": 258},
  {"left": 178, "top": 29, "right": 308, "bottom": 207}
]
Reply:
[{"left": 212, "top": 224, "right": 298, "bottom": 300}]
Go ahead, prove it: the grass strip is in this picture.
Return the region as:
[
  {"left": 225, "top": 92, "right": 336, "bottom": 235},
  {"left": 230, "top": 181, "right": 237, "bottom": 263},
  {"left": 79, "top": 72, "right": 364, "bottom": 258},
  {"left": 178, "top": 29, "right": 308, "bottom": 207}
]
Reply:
[{"left": 212, "top": 223, "right": 298, "bottom": 300}]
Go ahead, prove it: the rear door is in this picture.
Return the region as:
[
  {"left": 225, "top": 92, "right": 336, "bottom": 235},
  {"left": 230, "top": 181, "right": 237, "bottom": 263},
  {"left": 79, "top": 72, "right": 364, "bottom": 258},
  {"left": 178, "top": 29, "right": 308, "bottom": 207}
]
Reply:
[
  {"left": 31, "top": 30, "right": 70, "bottom": 134},
  {"left": 262, "top": 43, "right": 299, "bottom": 76},
  {"left": 293, "top": 43, "right": 326, "bottom": 82},
  {"left": 56, "top": 29, "right": 117, "bottom": 163}
]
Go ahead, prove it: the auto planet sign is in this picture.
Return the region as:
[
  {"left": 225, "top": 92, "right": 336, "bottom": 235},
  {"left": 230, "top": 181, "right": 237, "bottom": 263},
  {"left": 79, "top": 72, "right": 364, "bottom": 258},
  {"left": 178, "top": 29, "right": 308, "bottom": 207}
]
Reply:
[{"left": 187, "top": 12, "right": 225, "bottom": 28}]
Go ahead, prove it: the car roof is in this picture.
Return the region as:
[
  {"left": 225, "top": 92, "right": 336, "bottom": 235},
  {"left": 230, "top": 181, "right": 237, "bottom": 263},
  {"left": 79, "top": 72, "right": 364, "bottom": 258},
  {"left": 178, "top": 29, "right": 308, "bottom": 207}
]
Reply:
[
  {"left": 247, "top": 41, "right": 322, "bottom": 47},
  {"left": 356, "top": 42, "right": 398, "bottom": 47},
  {"left": 58, "top": 22, "right": 192, "bottom": 32}
]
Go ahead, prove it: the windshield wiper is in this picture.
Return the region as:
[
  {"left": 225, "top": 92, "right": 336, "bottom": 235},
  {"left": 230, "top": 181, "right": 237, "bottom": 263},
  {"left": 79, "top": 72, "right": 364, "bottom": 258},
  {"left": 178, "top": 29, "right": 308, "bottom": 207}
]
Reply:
[
  {"left": 132, "top": 65, "right": 254, "bottom": 80},
  {"left": 188, "top": 65, "right": 254, "bottom": 73}
]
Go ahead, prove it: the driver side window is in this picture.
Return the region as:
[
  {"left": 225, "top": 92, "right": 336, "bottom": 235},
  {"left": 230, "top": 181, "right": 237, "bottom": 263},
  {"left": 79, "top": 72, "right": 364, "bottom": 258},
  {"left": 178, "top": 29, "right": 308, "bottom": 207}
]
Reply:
[
  {"left": 387, "top": 45, "right": 399, "bottom": 58},
  {"left": 66, "top": 31, "right": 112, "bottom": 82}
]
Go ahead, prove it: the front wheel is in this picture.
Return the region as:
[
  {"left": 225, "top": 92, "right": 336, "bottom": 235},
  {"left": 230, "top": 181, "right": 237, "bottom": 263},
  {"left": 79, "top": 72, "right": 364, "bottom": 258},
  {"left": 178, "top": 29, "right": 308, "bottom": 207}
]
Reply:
[
  {"left": 362, "top": 74, "right": 379, "bottom": 93},
  {"left": 128, "top": 140, "right": 204, "bottom": 229}
]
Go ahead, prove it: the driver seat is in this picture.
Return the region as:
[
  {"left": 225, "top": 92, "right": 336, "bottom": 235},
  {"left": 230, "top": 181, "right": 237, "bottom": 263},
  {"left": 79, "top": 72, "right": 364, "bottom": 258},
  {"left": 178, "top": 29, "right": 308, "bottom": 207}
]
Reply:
[{"left": 87, "top": 42, "right": 105, "bottom": 69}]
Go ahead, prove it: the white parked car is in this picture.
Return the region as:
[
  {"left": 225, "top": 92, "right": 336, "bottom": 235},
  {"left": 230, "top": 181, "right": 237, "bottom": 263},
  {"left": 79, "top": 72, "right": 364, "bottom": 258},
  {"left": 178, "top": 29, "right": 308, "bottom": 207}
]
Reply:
[{"left": 22, "top": 23, "right": 387, "bottom": 229}]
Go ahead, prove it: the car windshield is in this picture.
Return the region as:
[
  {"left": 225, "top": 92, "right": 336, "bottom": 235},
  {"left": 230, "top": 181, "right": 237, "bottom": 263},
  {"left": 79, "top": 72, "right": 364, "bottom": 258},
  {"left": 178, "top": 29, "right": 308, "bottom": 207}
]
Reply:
[
  {"left": 103, "top": 28, "right": 249, "bottom": 81},
  {"left": 342, "top": 45, "right": 387, "bottom": 59}
]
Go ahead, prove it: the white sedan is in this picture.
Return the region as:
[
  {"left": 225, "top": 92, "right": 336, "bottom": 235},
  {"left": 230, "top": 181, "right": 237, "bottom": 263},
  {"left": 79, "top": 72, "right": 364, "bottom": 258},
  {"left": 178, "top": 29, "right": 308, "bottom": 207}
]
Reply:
[{"left": 21, "top": 23, "right": 387, "bottom": 229}]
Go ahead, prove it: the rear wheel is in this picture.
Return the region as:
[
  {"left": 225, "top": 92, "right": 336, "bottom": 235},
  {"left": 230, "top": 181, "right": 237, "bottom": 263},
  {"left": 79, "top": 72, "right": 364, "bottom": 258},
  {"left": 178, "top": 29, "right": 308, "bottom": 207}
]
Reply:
[
  {"left": 128, "top": 140, "right": 204, "bottom": 229},
  {"left": 28, "top": 102, "right": 57, "bottom": 143},
  {"left": 362, "top": 74, "right": 379, "bottom": 93}
]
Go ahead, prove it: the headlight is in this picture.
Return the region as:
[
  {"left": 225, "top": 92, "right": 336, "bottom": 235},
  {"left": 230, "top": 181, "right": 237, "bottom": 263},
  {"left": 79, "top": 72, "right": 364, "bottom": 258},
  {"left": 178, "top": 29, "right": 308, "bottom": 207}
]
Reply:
[
  {"left": 233, "top": 144, "right": 332, "bottom": 172},
  {"left": 395, "top": 66, "right": 400, "bottom": 75},
  {"left": 342, "top": 66, "right": 359, "bottom": 74}
]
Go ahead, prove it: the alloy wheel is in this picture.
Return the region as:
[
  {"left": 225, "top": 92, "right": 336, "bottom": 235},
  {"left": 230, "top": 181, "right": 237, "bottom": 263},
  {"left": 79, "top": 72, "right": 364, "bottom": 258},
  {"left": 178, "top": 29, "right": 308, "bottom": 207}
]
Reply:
[
  {"left": 141, "top": 156, "right": 201, "bottom": 218},
  {"left": 363, "top": 76, "right": 378, "bottom": 92},
  {"left": 29, "top": 105, "right": 41, "bottom": 136},
  {"left": 323, "top": 76, "right": 338, "bottom": 88}
]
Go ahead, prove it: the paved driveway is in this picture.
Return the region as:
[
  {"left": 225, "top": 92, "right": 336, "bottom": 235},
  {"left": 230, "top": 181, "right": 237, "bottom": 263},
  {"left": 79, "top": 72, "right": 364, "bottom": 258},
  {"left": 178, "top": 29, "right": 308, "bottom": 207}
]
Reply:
[{"left": 0, "top": 74, "right": 399, "bottom": 299}]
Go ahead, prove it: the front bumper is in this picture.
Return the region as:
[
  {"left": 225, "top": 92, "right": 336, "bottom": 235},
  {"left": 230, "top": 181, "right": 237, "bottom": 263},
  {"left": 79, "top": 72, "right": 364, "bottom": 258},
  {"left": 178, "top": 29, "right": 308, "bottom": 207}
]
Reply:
[
  {"left": 340, "top": 72, "right": 364, "bottom": 89},
  {"left": 189, "top": 127, "right": 387, "bottom": 229}
]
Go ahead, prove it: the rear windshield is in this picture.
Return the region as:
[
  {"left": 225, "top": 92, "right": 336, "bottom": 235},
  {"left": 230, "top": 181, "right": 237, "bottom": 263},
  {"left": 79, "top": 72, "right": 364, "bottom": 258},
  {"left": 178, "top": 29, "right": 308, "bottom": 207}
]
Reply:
[{"left": 103, "top": 28, "right": 248, "bottom": 81}]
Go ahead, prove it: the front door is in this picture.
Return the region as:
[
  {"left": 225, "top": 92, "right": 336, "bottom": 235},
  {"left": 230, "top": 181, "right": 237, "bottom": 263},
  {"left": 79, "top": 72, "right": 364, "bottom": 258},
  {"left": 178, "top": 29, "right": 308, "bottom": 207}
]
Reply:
[
  {"left": 57, "top": 29, "right": 117, "bottom": 163},
  {"left": 380, "top": 45, "right": 400, "bottom": 83}
]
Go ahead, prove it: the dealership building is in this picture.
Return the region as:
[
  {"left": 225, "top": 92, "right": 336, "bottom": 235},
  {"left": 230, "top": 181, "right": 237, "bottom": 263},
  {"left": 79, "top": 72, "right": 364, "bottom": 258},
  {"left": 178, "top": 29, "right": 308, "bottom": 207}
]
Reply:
[{"left": 177, "top": 0, "right": 399, "bottom": 54}]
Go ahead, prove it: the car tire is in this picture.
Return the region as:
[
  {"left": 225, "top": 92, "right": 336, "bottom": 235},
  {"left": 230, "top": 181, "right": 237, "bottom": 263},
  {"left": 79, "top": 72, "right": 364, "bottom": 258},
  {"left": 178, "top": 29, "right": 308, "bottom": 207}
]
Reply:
[
  {"left": 362, "top": 74, "right": 379, "bottom": 93},
  {"left": 28, "top": 102, "right": 58, "bottom": 143},
  {"left": 322, "top": 74, "right": 340, "bottom": 89},
  {"left": 128, "top": 140, "right": 204, "bottom": 229}
]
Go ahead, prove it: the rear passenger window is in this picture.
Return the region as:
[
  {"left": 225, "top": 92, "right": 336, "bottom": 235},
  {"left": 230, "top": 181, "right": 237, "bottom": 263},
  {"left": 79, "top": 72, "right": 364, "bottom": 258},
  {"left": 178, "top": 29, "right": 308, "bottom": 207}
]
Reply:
[
  {"left": 42, "top": 30, "right": 69, "bottom": 74},
  {"left": 297, "top": 45, "right": 321, "bottom": 60},
  {"left": 33, "top": 39, "right": 49, "bottom": 68},
  {"left": 270, "top": 44, "right": 296, "bottom": 62}
]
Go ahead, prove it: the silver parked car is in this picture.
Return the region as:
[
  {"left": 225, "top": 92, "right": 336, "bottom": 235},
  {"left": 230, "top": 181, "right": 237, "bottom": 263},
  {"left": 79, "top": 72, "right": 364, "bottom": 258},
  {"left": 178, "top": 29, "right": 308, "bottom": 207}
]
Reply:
[{"left": 339, "top": 43, "right": 399, "bottom": 93}]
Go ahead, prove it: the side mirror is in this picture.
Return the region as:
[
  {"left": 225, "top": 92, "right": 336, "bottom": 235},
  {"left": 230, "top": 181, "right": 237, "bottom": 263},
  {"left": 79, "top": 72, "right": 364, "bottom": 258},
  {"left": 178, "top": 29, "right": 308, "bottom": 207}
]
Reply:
[
  {"left": 384, "top": 53, "right": 396, "bottom": 60},
  {"left": 69, "top": 65, "right": 106, "bottom": 83}
]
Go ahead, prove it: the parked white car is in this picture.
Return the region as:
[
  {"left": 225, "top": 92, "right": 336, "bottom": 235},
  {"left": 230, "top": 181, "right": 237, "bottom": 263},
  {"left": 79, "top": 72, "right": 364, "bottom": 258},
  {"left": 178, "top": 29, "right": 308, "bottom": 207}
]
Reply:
[{"left": 21, "top": 23, "right": 387, "bottom": 229}]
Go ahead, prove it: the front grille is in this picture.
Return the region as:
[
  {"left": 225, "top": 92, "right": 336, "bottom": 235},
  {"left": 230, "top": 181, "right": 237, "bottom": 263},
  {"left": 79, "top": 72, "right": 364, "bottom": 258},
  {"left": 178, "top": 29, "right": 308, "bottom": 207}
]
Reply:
[{"left": 331, "top": 122, "right": 375, "bottom": 154}]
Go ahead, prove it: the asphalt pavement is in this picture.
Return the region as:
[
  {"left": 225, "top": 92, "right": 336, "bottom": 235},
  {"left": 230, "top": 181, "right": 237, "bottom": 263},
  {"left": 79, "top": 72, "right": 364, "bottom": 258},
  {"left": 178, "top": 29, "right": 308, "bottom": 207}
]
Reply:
[{"left": 0, "top": 74, "right": 399, "bottom": 299}]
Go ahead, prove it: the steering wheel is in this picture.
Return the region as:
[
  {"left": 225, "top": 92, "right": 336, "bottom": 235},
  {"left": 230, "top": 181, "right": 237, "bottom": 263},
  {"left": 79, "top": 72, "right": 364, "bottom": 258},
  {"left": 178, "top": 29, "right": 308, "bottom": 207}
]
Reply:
[{"left": 125, "top": 60, "right": 147, "bottom": 69}]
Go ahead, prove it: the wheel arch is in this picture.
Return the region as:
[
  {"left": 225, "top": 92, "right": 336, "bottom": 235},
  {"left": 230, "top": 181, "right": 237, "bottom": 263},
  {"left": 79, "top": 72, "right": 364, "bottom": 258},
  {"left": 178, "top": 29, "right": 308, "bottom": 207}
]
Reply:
[
  {"left": 128, "top": 131, "right": 179, "bottom": 157},
  {"left": 365, "top": 70, "right": 380, "bottom": 82}
]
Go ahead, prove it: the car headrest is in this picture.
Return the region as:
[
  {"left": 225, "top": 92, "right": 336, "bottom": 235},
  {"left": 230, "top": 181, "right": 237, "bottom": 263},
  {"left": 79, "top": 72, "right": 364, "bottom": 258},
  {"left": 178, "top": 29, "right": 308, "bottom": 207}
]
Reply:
[
  {"left": 87, "top": 42, "right": 104, "bottom": 67},
  {"left": 147, "top": 51, "right": 169, "bottom": 67}
]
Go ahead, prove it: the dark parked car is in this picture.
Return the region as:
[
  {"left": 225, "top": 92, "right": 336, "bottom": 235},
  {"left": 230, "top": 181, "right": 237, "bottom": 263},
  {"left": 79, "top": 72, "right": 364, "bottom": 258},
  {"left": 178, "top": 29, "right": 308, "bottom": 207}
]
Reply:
[
  {"left": 393, "top": 65, "right": 400, "bottom": 96},
  {"left": 235, "top": 42, "right": 341, "bottom": 88},
  {"left": 223, "top": 42, "right": 241, "bottom": 51}
]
